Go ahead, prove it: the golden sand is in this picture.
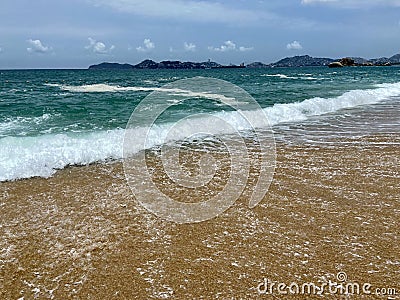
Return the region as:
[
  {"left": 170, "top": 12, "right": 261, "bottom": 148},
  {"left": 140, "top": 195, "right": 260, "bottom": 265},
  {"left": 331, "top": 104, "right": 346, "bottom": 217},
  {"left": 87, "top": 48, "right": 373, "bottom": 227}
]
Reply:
[{"left": 0, "top": 134, "right": 399, "bottom": 299}]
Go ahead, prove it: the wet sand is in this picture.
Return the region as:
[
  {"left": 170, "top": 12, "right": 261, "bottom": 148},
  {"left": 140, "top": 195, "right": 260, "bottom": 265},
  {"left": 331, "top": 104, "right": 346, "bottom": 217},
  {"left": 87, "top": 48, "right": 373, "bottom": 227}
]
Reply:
[{"left": 1, "top": 131, "right": 399, "bottom": 299}]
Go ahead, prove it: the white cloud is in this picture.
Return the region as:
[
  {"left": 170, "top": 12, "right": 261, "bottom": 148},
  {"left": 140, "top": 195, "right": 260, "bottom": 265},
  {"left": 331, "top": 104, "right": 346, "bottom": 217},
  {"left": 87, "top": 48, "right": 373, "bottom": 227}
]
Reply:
[
  {"left": 85, "top": 37, "right": 115, "bottom": 54},
  {"left": 136, "top": 39, "right": 155, "bottom": 52},
  {"left": 286, "top": 41, "right": 303, "bottom": 50},
  {"left": 209, "top": 41, "right": 254, "bottom": 52},
  {"left": 27, "top": 39, "right": 52, "bottom": 53},
  {"left": 0, "top": 47, "right": 2, "bottom": 53},
  {"left": 239, "top": 46, "right": 254, "bottom": 52},
  {"left": 184, "top": 42, "right": 196, "bottom": 52},
  {"left": 301, "top": 0, "right": 400, "bottom": 7},
  {"left": 208, "top": 41, "right": 237, "bottom": 52},
  {"left": 89, "top": 0, "right": 266, "bottom": 24}
]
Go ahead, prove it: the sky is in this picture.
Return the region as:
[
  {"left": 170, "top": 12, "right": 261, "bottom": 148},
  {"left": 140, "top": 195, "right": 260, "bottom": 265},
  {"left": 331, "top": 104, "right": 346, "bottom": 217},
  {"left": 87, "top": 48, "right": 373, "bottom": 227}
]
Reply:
[{"left": 0, "top": 0, "right": 399, "bottom": 68}]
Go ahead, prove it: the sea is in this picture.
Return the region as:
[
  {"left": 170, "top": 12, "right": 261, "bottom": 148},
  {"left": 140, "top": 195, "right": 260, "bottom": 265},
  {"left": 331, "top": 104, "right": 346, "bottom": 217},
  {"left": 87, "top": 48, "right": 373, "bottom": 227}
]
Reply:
[
  {"left": 1, "top": 67, "right": 399, "bottom": 181},
  {"left": 1, "top": 66, "right": 400, "bottom": 298}
]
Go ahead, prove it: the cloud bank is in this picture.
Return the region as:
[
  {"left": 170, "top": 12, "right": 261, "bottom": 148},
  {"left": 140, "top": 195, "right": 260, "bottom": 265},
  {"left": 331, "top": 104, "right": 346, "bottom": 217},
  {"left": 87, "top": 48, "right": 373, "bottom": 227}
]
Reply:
[
  {"left": 301, "top": 0, "right": 400, "bottom": 7},
  {"left": 136, "top": 39, "right": 155, "bottom": 52},
  {"left": 85, "top": 38, "right": 115, "bottom": 54},
  {"left": 287, "top": 41, "right": 303, "bottom": 50},
  {"left": 208, "top": 41, "right": 254, "bottom": 52},
  {"left": 27, "top": 39, "right": 52, "bottom": 53},
  {"left": 184, "top": 42, "right": 196, "bottom": 52},
  {"left": 239, "top": 46, "right": 254, "bottom": 52},
  {"left": 89, "top": 0, "right": 265, "bottom": 24}
]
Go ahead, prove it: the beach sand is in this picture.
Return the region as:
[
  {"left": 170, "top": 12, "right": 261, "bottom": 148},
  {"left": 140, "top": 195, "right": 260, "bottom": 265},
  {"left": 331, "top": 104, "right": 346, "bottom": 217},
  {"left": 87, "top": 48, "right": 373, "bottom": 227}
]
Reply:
[{"left": 1, "top": 129, "right": 399, "bottom": 298}]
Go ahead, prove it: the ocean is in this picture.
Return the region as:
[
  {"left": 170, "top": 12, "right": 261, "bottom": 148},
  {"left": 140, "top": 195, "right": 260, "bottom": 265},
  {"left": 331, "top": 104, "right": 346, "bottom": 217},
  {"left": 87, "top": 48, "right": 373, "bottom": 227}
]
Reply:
[
  {"left": 1, "top": 67, "right": 399, "bottom": 181},
  {"left": 1, "top": 67, "right": 399, "bottom": 298}
]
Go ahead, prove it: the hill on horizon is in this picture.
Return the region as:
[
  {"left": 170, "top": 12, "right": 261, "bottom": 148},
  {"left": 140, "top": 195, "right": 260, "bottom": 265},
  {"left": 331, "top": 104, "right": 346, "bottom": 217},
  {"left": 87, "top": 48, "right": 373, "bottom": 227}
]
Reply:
[{"left": 88, "top": 53, "right": 400, "bottom": 70}]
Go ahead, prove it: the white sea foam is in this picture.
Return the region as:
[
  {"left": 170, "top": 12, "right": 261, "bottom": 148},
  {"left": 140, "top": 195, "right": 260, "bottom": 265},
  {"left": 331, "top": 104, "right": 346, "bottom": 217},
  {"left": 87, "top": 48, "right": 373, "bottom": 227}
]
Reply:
[
  {"left": 261, "top": 74, "right": 298, "bottom": 79},
  {"left": 261, "top": 74, "right": 323, "bottom": 80},
  {"left": 2, "top": 82, "right": 400, "bottom": 181},
  {"left": 0, "top": 113, "right": 56, "bottom": 137},
  {"left": 0, "top": 130, "right": 124, "bottom": 181},
  {"left": 266, "top": 82, "right": 400, "bottom": 125},
  {"left": 46, "top": 83, "right": 245, "bottom": 105},
  {"left": 260, "top": 74, "right": 321, "bottom": 80},
  {"left": 300, "top": 76, "right": 319, "bottom": 80}
]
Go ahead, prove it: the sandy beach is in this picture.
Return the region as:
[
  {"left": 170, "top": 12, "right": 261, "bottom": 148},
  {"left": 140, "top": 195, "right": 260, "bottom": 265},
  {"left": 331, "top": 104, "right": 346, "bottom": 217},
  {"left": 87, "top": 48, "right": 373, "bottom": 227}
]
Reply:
[{"left": 1, "top": 128, "right": 398, "bottom": 299}]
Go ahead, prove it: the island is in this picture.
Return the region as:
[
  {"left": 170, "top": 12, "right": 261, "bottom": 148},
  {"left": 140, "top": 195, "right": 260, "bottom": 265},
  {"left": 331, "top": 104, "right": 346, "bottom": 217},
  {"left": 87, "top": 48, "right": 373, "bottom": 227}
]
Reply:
[
  {"left": 89, "top": 59, "right": 222, "bottom": 70},
  {"left": 88, "top": 53, "right": 400, "bottom": 70}
]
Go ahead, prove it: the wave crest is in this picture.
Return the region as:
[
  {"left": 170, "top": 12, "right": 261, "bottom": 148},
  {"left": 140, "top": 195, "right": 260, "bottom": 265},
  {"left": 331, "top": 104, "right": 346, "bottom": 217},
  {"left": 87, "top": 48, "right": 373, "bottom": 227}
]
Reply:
[{"left": 2, "top": 82, "right": 400, "bottom": 181}]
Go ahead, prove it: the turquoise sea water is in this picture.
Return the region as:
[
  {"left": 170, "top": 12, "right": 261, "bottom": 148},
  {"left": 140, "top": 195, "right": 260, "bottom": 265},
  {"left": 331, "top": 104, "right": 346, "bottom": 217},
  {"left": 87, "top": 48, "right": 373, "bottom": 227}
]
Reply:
[{"left": 1, "top": 67, "right": 399, "bottom": 180}]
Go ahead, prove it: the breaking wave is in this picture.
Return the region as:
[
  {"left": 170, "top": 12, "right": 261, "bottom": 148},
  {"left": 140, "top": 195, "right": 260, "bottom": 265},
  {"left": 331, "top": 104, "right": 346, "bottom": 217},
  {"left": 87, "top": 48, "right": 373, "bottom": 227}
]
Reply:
[{"left": 1, "top": 82, "right": 400, "bottom": 181}]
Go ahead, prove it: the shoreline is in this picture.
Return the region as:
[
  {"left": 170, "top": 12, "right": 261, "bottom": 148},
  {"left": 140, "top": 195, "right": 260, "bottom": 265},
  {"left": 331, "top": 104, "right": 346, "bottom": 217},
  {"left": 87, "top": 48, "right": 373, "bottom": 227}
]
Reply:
[
  {"left": 1, "top": 132, "right": 399, "bottom": 298},
  {"left": 2, "top": 87, "right": 400, "bottom": 183}
]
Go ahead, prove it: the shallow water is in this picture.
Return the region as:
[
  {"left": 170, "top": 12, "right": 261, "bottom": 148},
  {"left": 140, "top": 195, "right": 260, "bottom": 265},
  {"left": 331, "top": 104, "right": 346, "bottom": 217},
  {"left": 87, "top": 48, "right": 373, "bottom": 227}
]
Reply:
[{"left": 1, "top": 98, "right": 399, "bottom": 298}]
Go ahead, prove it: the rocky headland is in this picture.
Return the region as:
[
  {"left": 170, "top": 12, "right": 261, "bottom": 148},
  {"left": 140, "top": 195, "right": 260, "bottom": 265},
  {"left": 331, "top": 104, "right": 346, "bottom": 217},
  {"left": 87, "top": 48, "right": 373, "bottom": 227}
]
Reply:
[{"left": 88, "top": 53, "right": 400, "bottom": 70}]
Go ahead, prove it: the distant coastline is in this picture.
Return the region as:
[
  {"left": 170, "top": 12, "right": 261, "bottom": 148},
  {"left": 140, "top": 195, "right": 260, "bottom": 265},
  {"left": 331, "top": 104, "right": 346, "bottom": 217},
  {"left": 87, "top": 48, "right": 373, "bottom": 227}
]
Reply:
[{"left": 88, "top": 54, "right": 400, "bottom": 70}]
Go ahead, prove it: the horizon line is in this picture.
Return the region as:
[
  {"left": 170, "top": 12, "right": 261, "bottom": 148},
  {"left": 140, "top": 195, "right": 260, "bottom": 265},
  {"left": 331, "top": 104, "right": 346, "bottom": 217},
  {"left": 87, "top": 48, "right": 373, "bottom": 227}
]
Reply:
[{"left": 1, "top": 52, "right": 399, "bottom": 70}]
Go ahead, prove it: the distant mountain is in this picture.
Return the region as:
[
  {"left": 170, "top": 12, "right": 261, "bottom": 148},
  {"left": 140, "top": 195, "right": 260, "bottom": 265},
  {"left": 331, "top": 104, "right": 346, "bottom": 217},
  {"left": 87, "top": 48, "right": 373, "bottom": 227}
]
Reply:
[
  {"left": 270, "top": 55, "right": 334, "bottom": 67},
  {"left": 364, "top": 54, "right": 400, "bottom": 65},
  {"left": 88, "top": 53, "right": 400, "bottom": 70},
  {"left": 156, "top": 60, "right": 222, "bottom": 69},
  {"left": 134, "top": 59, "right": 158, "bottom": 69},
  {"left": 246, "top": 62, "right": 270, "bottom": 68},
  {"left": 350, "top": 57, "right": 370, "bottom": 65},
  {"left": 89, "top": 60, "right": 222, "bottom": 70},
  {"left": 389, "top": 54, "right": 400, "bottom": 63},
  {"left": 88, "top": 62, "right": 134, "bottom": 70},
  {"left": 369, "top": 57, "right": 390, "bottom": 64}
]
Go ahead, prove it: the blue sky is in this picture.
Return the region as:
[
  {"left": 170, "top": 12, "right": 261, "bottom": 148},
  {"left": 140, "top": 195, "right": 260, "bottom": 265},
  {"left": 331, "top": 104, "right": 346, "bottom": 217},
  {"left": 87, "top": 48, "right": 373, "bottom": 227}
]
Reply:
[{"left": 0, "top": 0, "right": 399, "bottom": 68}]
